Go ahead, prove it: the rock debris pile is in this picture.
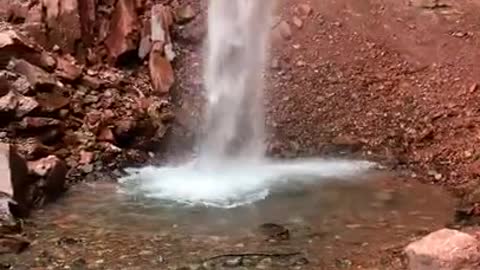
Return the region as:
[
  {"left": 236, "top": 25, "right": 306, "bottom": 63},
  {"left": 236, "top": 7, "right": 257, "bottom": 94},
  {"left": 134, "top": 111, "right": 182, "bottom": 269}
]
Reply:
[{"left": 0, "top": 0, "right": 197, "bottom": 253}]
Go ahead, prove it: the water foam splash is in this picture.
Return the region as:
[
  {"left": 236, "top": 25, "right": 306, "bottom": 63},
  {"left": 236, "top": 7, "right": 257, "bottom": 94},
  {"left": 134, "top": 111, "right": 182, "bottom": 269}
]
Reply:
[{"left": 119, "top": 159, "right": 375, "bottom": 208}]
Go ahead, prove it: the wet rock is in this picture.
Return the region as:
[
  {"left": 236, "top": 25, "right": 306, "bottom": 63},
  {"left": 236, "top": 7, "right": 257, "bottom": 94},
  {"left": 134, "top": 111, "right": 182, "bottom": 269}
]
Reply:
[
  {"left": 405, "top": 229, "right": 480, "bottom": 270},
  {"left": 330, "top": 135, "right": 364, "bottom": 153},
  {"left": 79, "top": 150, "right": 94, "bottom": 165},
  {"left": 224, "top": 257, "right": 242, "bottom": 267},
  {"left": 27, "top": 155, "right": 67, "bottom": 200},
  {"left": 259, "top": 223, "right": 290, "bottom": 241},
  {"left": 0, "top": 197, "right": 18, "bottom": 234},
  {"left": 114, "top": 118, "right": 137, "bottom": 146},
  {"left": 0, "top": 144, "right": 31, "bottom": 217},
  {"left": 17, "top": 138, "right": 53, "bottom": 161},
  {"left": 80, "top": 163, "right": 93, "bottom": 174},
  {"left": 256, "top": 258, "right": 272, "bottom": 269},
  {"left": 104, "top": 0, "right": 139, "bottom": 61},
  {"left": 42, "top": 0, "right": 82, "bottom": 53},
  {"left": 71, "top": 257, "right": 87, "bottom": 270},
  {"left": 174, "top": 5, "right": 196, "bottom": 24},
  {"left": 55, "top": 55, "right": 83, "bottom": 81},
  {"left": 149, "top": 43, "right": 174, "bottom": 94},
  {"left": 0, "top": 235, "right": 29, "bottom": 254},
  {"left": 12, "top": 59, "right": 56, "bottom": 91}
]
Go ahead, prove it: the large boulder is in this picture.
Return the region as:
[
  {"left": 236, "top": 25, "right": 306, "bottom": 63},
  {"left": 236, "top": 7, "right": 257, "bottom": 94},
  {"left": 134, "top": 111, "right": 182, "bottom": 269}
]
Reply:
[
  {"left": 404, "top": 228, "right": 480, "bottom": 270},
  {"left": 104, "top": 0, "right": 139, "bottom": 61},
  {"left": 0, "top": 144, "right": 31, "bottom": 217}
]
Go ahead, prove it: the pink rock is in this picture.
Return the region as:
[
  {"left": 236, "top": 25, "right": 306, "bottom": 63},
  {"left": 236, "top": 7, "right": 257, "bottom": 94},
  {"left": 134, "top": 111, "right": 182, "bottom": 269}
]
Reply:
[
  {"left": 104, "top": 0, "right": 139, "bottom": 60},
  {"left": 149, "top": 43, "right": 174, "bottom": 94},
  {"left": 405, "top": 229, "right": 480, "bottom": 270},
  {"left": 79, "top": 150, "right": 94, "bottom": 165},
  {"left": 42, "top": 0, "right": 82, "bottom": 53}
]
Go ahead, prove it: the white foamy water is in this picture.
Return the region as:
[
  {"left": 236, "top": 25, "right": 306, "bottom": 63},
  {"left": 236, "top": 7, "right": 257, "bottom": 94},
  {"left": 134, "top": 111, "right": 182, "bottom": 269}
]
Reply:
[
  {"left": 119, "top": 0, "right": 375, "bottom": 208},
  {"left": 119, "top": 159, "right": 374, "bottom": 208}
]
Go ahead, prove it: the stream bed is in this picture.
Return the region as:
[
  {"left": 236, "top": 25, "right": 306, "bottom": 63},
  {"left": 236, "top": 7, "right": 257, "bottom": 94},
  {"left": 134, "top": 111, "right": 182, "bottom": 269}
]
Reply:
[{"left": 2, "top": 172, "right": 455, "bottom": 269}]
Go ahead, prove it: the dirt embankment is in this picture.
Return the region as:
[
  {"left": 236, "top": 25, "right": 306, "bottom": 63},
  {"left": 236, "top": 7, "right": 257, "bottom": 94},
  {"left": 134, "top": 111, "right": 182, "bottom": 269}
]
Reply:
[{"left": 263, "top": 0, "right": 480, "bottom": 216}]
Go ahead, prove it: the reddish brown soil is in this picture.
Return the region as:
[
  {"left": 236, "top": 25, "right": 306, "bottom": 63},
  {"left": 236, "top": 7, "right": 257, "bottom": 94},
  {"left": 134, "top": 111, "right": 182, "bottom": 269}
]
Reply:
[{"left": 266, "top": 0, "right": 480, "bottom": 200}]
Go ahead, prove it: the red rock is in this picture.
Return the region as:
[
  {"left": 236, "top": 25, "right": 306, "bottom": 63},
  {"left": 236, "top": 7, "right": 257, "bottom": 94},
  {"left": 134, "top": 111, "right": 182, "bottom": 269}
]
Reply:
[
  {"left": 0, "top": 235, "right": 29, "bottom": 254},
  {"left": 297, "top": 4, "right": 313, "bottom": 18},
  {"left": 405, "top": 229, "right": 480, "bottom": 270},
  {"left": 12, "top": 59, "right": 56, "bottom": 91},
  {"left": 0, "top": 30, "right": 46, "bottom": 68},
  {"left": 292, "top": 16, "right": 303, "bottom": 29},
  {"left": 149, "top": 43, "right": 174, "bottom": 94},
  {"left": 138, "top": 19, "right": 152, "bottom": 60},
  {"left": 0, "top": 144, "right": 31, "bottom": 217},
  {"left": 43, "top": 156, "right": 67, "bottom": 200},
  {"left": 42, "top": 0, "right": 82, "bottom": 53},
  {"left": 55, "top": 55, "right": 83, "bottom": 81},
  {"left": 17, "top": 138, "right": 53, "bottom": 161},
  {"left": 23, "top": 3, "right": 48, "bottom": 49},
  {"left": 81, "top": 75, "right": 102, "bottom": 89},
  {"left": 104, "top": 0, "right": 139, "bottom": 61},
  {"left": 11, "top": 75, "right": 32, "bottom": 95},
  {"left": 97, "top": 127, "right": 115, "bottom": 142},
  {"left": 0, "top": 0, "right": 29, "bottom": 22},
  {"left": 151, "top": 4, "right": 173, "bottom": 43},
  {"left": 79, "top": 150, "right": 94, "bottom": 165},
  {"left": 27, "top": 155, "right": 67, "bottom": 200},
  {"left": 0, "top": 76, "right": 9, "bottom": 97},
  {"left": 114, "top": 118, "right": 137, "bottom": 145},
  {"left": 78, "top": 0, "right": 97, "bottom": 46},
  {"left": 15, "top": 94, "right": 39, "bottom": 118},
  {"left": 0, "top": 91, "right": 18, "bottom": 114},
  {"left": 85, "top": 110, "right": 103, "bottom": 132},
  {"left": 35, "top": 90, "right": 70, "bottom": 113},
  {"left": 16, "top": 117, "right": 61, "bottom": 130}
]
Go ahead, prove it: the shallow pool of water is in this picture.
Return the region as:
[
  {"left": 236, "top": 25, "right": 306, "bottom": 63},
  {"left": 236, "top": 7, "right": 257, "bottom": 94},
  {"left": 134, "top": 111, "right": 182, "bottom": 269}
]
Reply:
[
  {"left": 9, "top": 172, "right": 455, "bottom": 269},
  {"left": 34, "top": 172, "right": 455, "bottom": 238}
]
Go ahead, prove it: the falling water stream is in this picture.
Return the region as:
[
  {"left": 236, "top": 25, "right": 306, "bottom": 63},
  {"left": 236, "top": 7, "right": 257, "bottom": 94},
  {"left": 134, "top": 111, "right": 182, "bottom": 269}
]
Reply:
[{"left": 119, "top": 0, "right": 374, "bottom": 208}]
